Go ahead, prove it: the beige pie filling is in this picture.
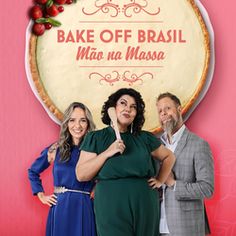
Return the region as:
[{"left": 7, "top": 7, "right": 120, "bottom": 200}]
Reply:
[{"left": 29, "top": 0, "right": 210, "bottom": 132}]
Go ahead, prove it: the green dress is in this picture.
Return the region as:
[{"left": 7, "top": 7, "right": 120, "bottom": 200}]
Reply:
[{"left": 81, "top": 127, "right": 161, "bottom": 236}]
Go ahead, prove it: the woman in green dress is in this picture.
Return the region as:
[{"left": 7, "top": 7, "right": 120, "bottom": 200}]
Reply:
[{"left": 76, "top": 88, "right": 175, "bottom": 236}]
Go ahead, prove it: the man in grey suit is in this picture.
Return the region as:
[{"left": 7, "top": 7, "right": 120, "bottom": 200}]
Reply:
[{"left": 155, "top": 92, "right": 214, "bottom": 236}]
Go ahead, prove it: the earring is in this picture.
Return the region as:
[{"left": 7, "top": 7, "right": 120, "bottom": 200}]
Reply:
[{"left": 130, "top": 123, "right": 133, "bottom": 134}]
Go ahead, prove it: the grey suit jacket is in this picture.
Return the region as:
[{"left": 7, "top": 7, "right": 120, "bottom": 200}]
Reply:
[{"left": 162, "top": 127, "right": 214, "bottom": 236}]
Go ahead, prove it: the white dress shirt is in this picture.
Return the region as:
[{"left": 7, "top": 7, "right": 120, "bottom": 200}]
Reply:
[{"left": 159, "top": 125, "right": 186, "bottom": 234}]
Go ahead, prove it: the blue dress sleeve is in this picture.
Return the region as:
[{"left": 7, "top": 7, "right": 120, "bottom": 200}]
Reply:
[{"left": 28, "top": 147, "right": 51, "bottom": 195}]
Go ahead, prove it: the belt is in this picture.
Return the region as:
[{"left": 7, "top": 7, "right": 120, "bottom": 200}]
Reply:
[{"left": 54, "top": 186, "right": 90, "bottom": 195}]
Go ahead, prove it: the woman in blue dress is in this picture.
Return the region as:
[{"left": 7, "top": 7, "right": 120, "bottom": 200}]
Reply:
[{"left": 28, "top": 102, "right": 97, "bottom": 236}]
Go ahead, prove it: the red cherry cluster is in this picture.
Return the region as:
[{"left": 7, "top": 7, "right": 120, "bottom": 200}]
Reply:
[{"left": 30, "top": 0, "right": 76, "bottom": 36}]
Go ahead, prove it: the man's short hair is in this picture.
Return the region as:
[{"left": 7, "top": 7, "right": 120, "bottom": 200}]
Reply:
[{"left": 157, "top": 92, "right": 181, "bottom": 106}]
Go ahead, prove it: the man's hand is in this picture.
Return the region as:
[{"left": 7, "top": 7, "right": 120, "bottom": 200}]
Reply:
[{"left": 165, "top": 171, "right": 176, "bottom": 188}]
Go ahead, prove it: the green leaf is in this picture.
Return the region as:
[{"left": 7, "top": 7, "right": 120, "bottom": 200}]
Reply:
[
  {"left": 35, "top": 17, "right": 62, "bottom": 27},
  {"left": 46, "top": 0, "right": 53, "bottom": 8},
  {"left": 47, "top": 18, "right": 62, "bottom": 27},
  {"left": 73, "top": 0, "right": 78, "bottom": 3},
  {"left": 35, "top": 18, "right": 48, "bottom": 24}
]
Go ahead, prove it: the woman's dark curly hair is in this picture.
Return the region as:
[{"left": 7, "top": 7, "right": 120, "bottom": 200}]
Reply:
[{"left": 101, "top": 88, "right": 145, "bottom": 135}]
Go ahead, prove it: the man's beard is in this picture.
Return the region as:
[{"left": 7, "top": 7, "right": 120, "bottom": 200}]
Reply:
[
  {"left": 162, "top": 113, "right": 181, "bottom": 135},
  {"left": 163, "top": 119, "right": 177, "bottom": 135}
]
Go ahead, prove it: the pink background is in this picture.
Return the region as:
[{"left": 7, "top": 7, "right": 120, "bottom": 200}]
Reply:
[{"left": 1, "top": 0, "right": 236, "bottom": 235}]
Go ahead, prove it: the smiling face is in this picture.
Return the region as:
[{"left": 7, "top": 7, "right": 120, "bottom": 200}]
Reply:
[
  {"left": 68, "top": 107, "right": 88, "bottom": 145},
  {"left": 115, "top": 95, "right": 137, "bottom": 132},
  {"left": 156, "top": 97, "right": 183, "bottom": 135}
]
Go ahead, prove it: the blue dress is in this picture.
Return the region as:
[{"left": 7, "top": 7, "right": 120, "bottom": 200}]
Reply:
[{"left": 28, "top": 146, "right": 97, "bottom": 236}]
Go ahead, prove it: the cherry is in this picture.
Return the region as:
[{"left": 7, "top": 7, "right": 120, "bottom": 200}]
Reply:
[
  {"left": 55, "top": 0, "right": 67, "bottom": 4},
  {"left": 66, "top": 0, "right": 73, "bottom": 4},
  {"left": 45, "top": 23, "right": 52, "bottom": 30},
  {"left": 46, "top": 4, "right": 59, "bottom": 17},
  {"left": 30, "top": 0, "right": 73, "bottom": 36},
  {"left": 35, "top": 0, "right": 47, "bottom": 4},
  {"left": 58, "top": 6, "right": 64, "bottom": 13},
  {"left": 31, "top": 5, "right": 43, "bottom": 20},
  {"left": 33, "top": 23, "right": 45, "bottom": 36}
]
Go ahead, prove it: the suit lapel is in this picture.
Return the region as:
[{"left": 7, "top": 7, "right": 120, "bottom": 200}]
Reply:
[{"left": 174, "top": 127, "right": 189, "bottom": 157}]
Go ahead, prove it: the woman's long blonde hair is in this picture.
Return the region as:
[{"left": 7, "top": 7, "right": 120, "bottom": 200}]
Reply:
[{"left": 58, "top": 102, "right": 96, "bottom": 162}]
